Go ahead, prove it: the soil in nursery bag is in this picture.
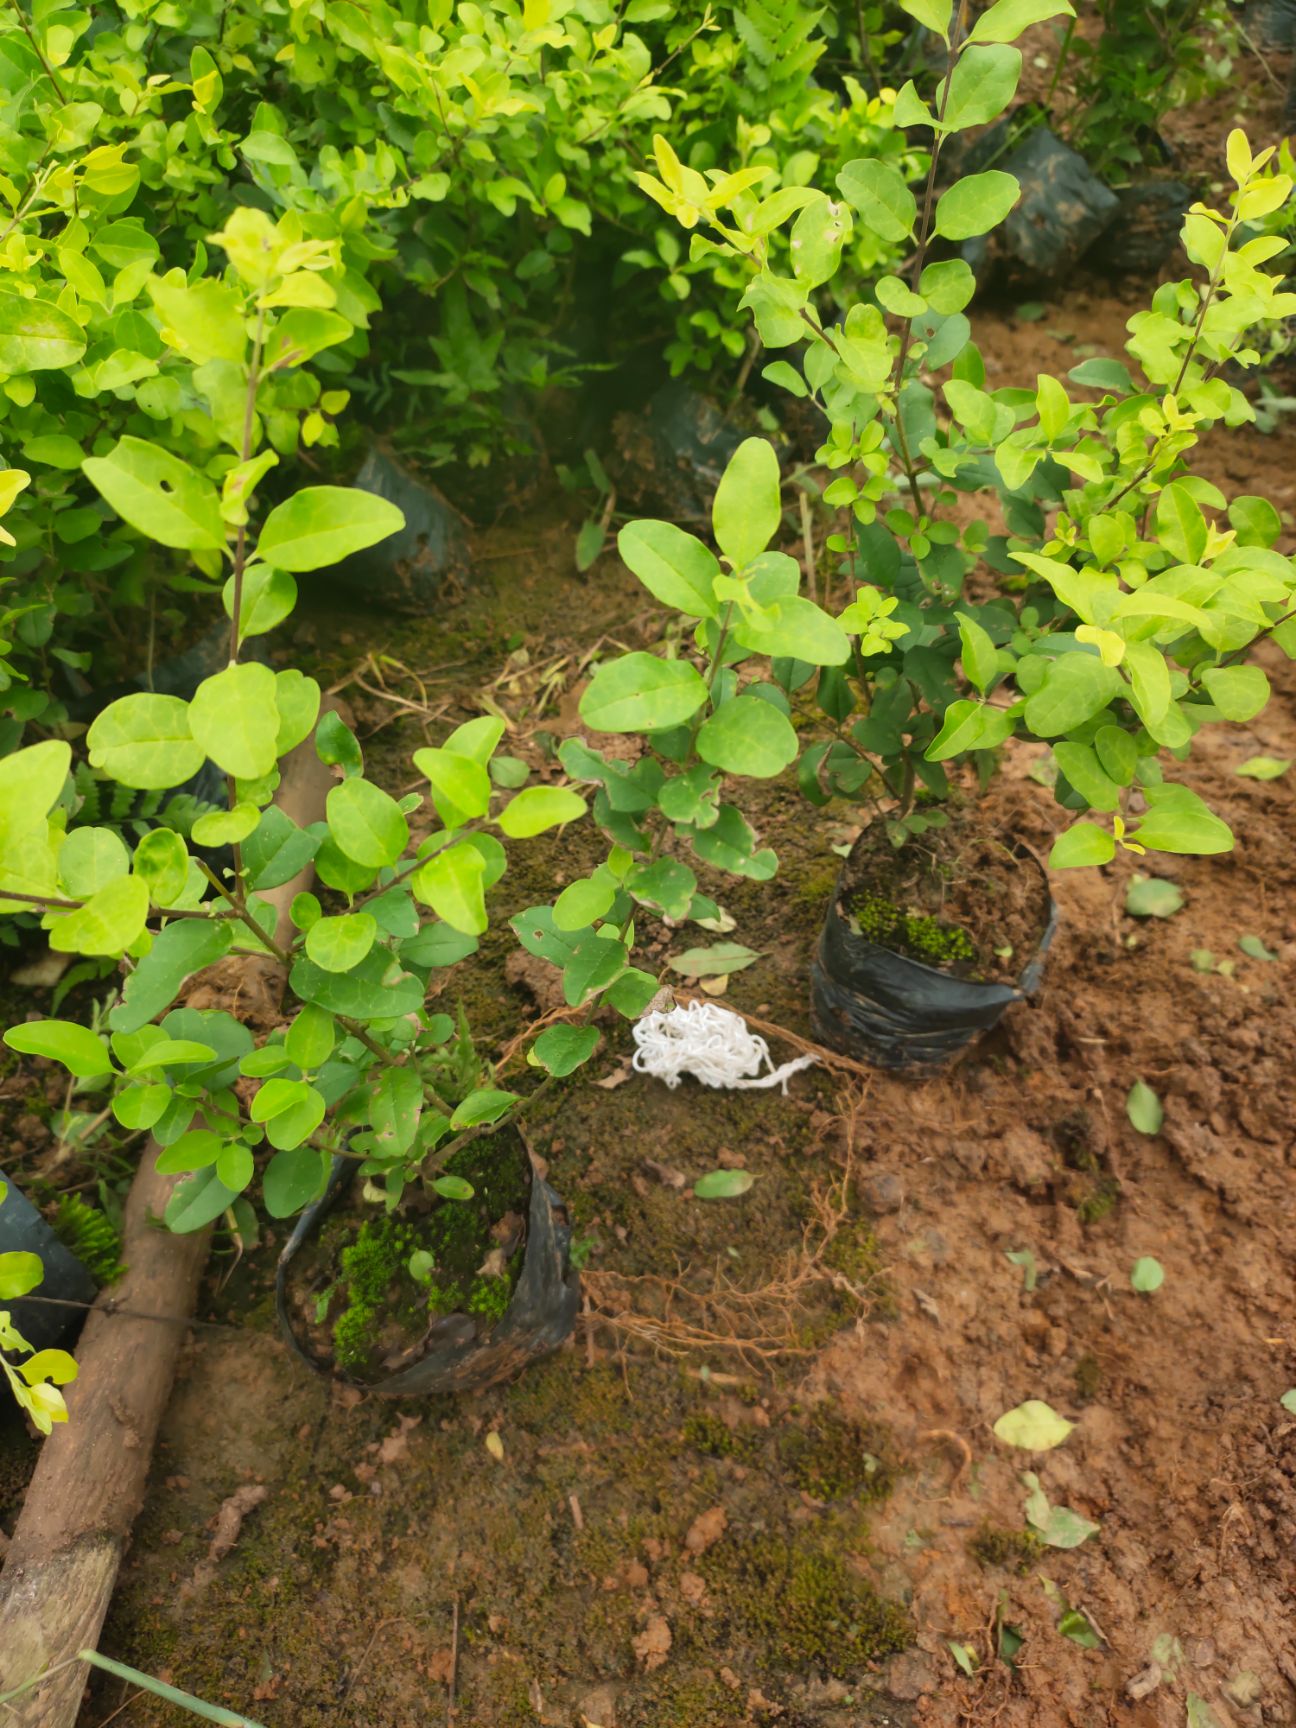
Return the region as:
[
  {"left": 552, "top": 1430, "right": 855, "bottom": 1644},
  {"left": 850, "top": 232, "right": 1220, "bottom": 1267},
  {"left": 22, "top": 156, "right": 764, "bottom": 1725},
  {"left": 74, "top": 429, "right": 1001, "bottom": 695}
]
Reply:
[
  {"left": 964, "top": 126, "right": 1120, "bottom": 282},
  {"left": 812, "top": 811, "right": 1056, "bottom": 1070},
  {"left": 277, "top": 1129, "right": 580, "bottom": 1395},
  {"left": 320, "top": 444, "right": 471, "bottom": 614},
  {"left": 609, "top": 381, "right": 752, "bottom": 524},
  {"left": 1086, "top": 180, "right": 1195, "bottom": 276},
  {"left": 0, "top": 1179, "right": 97, "bottom": 1354}
]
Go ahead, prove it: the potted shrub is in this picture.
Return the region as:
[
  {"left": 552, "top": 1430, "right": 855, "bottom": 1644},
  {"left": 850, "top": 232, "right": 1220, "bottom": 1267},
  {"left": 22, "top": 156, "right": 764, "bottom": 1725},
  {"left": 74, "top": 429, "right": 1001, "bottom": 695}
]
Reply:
[{"left": 599, "top": 0, "right": 1296, "bottom": 1067}]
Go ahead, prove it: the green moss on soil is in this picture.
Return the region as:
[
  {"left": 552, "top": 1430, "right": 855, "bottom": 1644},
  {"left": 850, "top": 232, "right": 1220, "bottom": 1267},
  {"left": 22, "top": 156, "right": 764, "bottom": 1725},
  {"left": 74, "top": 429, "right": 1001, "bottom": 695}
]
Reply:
[
  {"left": 681, "top": 1410, "right": 764, "bottom": 1463},
  {"left": 620, "top": 1670, "right": 745, "bottom": 1727},
  {"left": 848, "top": 889, "right": 976, "bottom": 968},
  {"left": 703, "top": 1531, "right": 911, "bottom": 1674},
  {"left": 324, "top": 1129, "right": 529, "bottom": 1375},
  {"left": 968, "top": 1523, "right": 1043, "bottom": 1572},
  {"left": 777, "top": 1409, "right": 894, "bottom": 1502}
]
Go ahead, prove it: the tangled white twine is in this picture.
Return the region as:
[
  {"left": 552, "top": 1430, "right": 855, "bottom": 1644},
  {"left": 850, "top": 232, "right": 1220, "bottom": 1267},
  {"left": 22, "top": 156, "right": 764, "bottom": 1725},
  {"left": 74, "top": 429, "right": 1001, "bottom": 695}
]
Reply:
[{"left": 631, "top": 999, "right": 819, "bottom": 1094}]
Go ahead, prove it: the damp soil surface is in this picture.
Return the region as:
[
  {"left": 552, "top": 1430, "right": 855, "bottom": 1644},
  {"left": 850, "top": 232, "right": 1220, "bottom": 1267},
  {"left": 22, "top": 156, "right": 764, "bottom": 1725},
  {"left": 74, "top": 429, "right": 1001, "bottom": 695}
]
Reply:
[{"left": 0, "top": 254, "right": 1290, "bottom": 1728}]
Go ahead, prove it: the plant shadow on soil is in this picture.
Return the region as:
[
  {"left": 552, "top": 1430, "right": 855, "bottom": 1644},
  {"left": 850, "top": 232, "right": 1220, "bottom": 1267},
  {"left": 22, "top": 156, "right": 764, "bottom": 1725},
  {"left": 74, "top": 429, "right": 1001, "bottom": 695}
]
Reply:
[{"left": 4, "top": 280, "right": 1286, "bottom": 1728}]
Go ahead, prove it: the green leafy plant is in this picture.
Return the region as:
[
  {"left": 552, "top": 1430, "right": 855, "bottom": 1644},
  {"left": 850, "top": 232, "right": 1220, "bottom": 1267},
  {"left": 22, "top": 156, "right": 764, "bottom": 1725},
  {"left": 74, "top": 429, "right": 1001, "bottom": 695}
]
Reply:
[
  {"left": 1065, "top": 1, "right": 1239, "bottom": 181},
  {"left": 628, "top": 0, "right": 1296, "bottom": 877},
  {"left": 0, "top": 1182, "right": 79, "bottom": 1432}
]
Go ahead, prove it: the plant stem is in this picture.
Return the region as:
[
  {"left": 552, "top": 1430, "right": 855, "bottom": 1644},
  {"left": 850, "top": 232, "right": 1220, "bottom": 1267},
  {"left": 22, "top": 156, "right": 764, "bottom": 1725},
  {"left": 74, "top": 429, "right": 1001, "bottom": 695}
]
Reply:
[
  {"left": 227, "top": 305, "right": 268, "bottom": 667},
  {"left": 6, "top": 0, "right": 67, "bottom": 100},
  {"left": 886, "top": 2, "right": 964, "bottom": 519}
]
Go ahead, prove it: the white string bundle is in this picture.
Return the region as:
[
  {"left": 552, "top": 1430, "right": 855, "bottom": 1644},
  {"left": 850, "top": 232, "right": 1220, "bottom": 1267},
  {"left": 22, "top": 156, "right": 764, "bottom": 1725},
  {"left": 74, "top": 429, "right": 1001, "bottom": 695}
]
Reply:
[{"left": 631, "top": 999, "right": 819, "bottom": 1094}]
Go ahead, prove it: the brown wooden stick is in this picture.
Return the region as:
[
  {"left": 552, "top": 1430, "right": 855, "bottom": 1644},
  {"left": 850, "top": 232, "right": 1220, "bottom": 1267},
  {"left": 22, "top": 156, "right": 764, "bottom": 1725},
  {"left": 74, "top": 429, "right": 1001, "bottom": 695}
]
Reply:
[{"left": 0, "top": 708, "right": 339, "bottom": 1724}]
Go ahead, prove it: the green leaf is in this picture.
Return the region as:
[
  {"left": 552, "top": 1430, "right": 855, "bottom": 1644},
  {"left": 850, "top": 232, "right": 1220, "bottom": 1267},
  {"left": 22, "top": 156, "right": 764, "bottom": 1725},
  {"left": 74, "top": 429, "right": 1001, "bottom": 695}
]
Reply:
[
  {"left": 0, "top": 1251, "right": 44, "bottom": 1299},
  {"left": 732, "top": 596, "right": 850, "bottom": 666},
  {"left": 432, "top": 1175, "right": 475, "bottom": 1201},
  {"left": 48, "top": 875, "right": 150, "bottom": 956},
  {"left": 148, "top": 274, "right": 247, "bottom": 366},
  {"left": 712, "top": 438, "right": 782, "bottom": 571},
  {"left": 255, "top": 485, "right": 404, "bottom": 572},
  {"left": 966, "top": 0, "right": 1075, "bottom": 44},
  {"left": 1058, "top": 1609, "right": 1102, "bottom": 1650},
  {"left": 284, "top": 1004, "right": 335, "bottom": 1070},
  {"left": 190, "top": 805, "right": 260, "bottom": 848},
  {"left": 274, "top": 670, "right": 320, "bottom": 757},
  {"left": 189, "top": 662, "right": 281, "bottom": 779},
  {"left": 938, "top": 44, "right": 1022, "bottom": 131},
  {"left": 58, "top": 827, "right": 130, "bottom": 897},
  {"left": 1130, "top": 1256, "right": 1164, "bottom": 1293},
  {"left": 87, "top": 693, "right": 205, "bottom": 791},
  {"left": 920, "top": 260, "right": 976, "bottom": 315},
  {"left": 926, "top": 699, "right": 1015, "bottom": 760},
  {"left": 1126, "top": 1080, "right": 1163, "bottom": 1135},
  {"left": 956, "top": 613, "right": 1000, "bottom": 694},
  {"left": 1023, "top": 655, "right": 1122, "bottom": 737},
  {"left": 697, "top": 695, "right": 798, "bottom": 779},
  {"left": 554, "top": 873, "right": 617, "bottom": 931},
  {"left": 1132, "top": 786, "right": 1233, "bottom": 856},
  {"left": 562, "top": 933, "right": 629, "bottom": 1006},
  {"left": 496, "top": 786, "right": 587, "bottom": 838},
  {"left": 1024, "top": 1479, "right": 1100, "bottom": 1549},
  {"left": 412, "top": 843, "right": 487, "bottom": 935},
  {"left": 82, "top": 437, "right": 225, "bottom": 551},
  {"left": 1236, "top": 756, "right": 1290, "bottom": 780},
  {"left": 934, "top": 172, "right": 1021, "bottom": 240},
  {"left": 1094, "top": 725, "right": 1138, "bottom": 787},
  {"left": 1124, "top": 876, "right": 1184, "bottom": 918},
  {"left": 1052, "top": 742, "right": 1121, "bottom": 812},
  {"left": 449, "top": 1089, "right": 518, "bottom": 1130},
  {"left": 693, "top": 1169, "right": 756, "bottom": 1199},
  {"left": 109, "top": 921, "right": 233, "bottom": 1033},
  {"left": 1200, "top": 665, "right": 1270, "bottom": 723},
  {"left": 835, "top": 158, "right": 917, "bottom": 243},
  {"left": 0, "top": 289, "right": 86, "bottom": 371},
  {"left": 617, "top": 520, "right": 719, "bottom": 618},
  {"left": 304, "top": 913, "right": 377, "bottom": 972},
  {"left": 164, "top": 1166, "right": 243, "bottom": 1234},
  {"left": 899, "top": 0, "right": 953, "bottom": 36},
  {"left": 579, "top": 652, "right": 709, "bottom": 733},
  {"left": 669, "top": 942, "right": 761, "bottom": 978},
  {"left": 326, "top": 777, "right": 408, "bottom": 867},
  {"left": 225, "top": 565, "right": 297, "bottom": 641},
  {"left": 263, "top": 1146, "right": 328, "bottom": 1218},
  {"left": 216, "top": 1141, "right": 254, "bottom": 1193},
  {"left": 0, "top": 740, "right": 70, "bottom": 855},
  {"left": 1155, "top": 481, "right": 1208, "bottom": 564},
  {"left": 240, "top": 808, "right": 320, "bottom": 892},
  {"left": 1280, "top": 1389, "right": 1296, "bottom": 1415},
  {"left": 3, "top": 1020, "right": 113, "bottom": 1078},
  {"left": 948, "top": 1642, "right": 978, "bottom": 1677},
  {"left": 414, "top": 746, "right": 492, "bottom": 827},
  {"left": 250, "top": 1078, "right": 326, "bottom": 1150},
  {"left": 111, "top": 1083, "right": 169, "bottom": 1130},
  {"left": 1227, "top": 494, "right": 1282, "bottom": 548},
  {"left": 531, "top": 1024, "right": 600, "bottom": 1077},
  {"left": 316, "top": 710, "right": 363, "bottom": 776},
  {"left": 992, "top": 1399, "right": 1074, "bottom": 1450},
  {"left": 1238, "top": 933, "right": 1278, "bottom": 962}
]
